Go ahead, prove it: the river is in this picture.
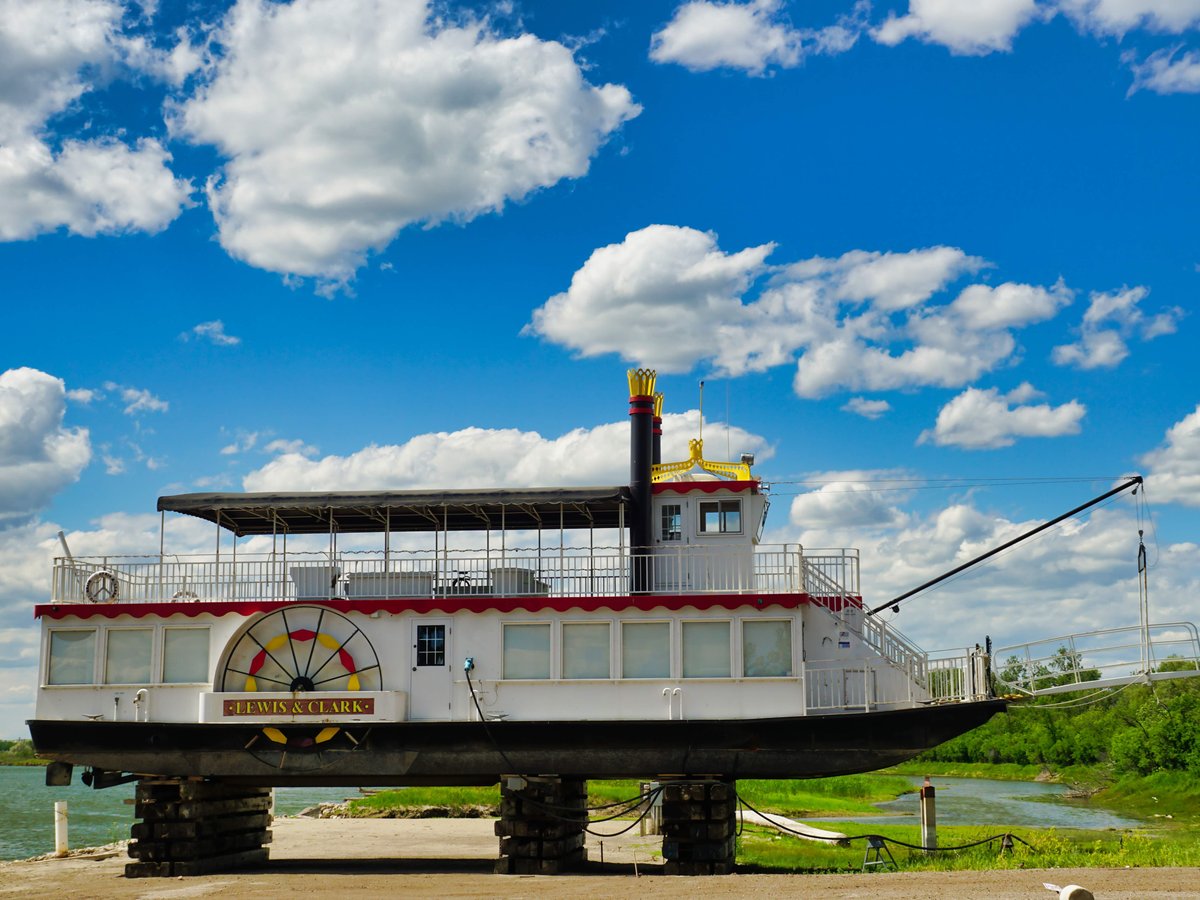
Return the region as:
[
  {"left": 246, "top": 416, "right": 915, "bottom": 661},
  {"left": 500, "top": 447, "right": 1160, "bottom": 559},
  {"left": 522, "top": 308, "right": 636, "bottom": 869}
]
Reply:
[
  {"left": 808, "top": 775, "right": 1140, "bottom": 830},
  {"left": 0, "top": 766, "right": 356, "bottom": 861},
  {"left": 0, "top": 768, "right": 1141, "bottom": 862}
]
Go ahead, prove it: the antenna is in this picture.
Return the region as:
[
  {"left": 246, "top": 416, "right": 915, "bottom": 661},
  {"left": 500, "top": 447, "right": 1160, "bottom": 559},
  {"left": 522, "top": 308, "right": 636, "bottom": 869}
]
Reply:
[{"left": 698, "top": 380, "right": 705, "bottom": 443}]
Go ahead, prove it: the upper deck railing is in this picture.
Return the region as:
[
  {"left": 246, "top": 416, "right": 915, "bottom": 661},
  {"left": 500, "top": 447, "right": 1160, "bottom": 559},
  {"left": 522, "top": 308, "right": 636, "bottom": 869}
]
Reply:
[{"left": 50, "top": 544, "right": 861, "bottom": 605}]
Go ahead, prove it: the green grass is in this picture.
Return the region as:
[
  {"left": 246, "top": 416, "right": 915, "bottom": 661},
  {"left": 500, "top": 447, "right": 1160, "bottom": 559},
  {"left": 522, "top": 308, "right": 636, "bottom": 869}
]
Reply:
[
  {"left": 738, "top": 823, "right": 1200, "bottom": 872},
  {"left": 1095, "top": 771, "right": 1200, "bottom": 821},
  {"left": 346, "top": 774, "right": 913, "bottom": 819}
]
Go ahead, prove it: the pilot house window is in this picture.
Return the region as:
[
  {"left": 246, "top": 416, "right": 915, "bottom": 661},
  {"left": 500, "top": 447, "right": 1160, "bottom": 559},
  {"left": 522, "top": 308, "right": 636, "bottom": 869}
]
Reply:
[
  {"left": 698, "top": 500, "right": 742, "bottom": 534},
  {"left": 660, "top": 504, "right": 682, "bottom": 541}
]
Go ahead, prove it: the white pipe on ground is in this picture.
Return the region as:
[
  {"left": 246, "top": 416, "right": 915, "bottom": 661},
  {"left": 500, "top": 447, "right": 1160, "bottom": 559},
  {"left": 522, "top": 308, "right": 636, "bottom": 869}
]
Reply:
[{"left": 54, "top": 801, "right": 68, "bottom": 856}]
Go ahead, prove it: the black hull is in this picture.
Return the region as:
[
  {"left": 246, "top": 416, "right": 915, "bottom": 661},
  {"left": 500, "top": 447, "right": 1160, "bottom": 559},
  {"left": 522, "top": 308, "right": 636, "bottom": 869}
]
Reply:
[{"left": 29, "top": 700, "right": 1004, "bottom": 786}]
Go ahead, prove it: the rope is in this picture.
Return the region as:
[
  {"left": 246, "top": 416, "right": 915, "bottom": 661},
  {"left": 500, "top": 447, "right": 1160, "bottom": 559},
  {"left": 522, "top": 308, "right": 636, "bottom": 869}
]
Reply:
[{"left": 734, "top": 790, "right": 1033, "bottom": 853}]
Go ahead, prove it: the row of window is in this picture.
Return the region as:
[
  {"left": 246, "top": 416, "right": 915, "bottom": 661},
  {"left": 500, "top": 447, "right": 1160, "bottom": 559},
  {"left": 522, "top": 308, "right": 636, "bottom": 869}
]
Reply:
[
  {"left": 659, "top": 499, "right": 743, "bottom": 542},
  {"left": 501, "top": 618, "right": 793, "bottom": 680},
  {"left": 46, "top": 627, "right": 210, "bottom": 686}
]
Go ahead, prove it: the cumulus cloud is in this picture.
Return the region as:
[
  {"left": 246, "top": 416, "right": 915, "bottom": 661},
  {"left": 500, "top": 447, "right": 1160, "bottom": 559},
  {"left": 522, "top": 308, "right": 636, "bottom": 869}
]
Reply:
[
  {"left": 1060, "top": 0, "right": 1200, "bottom": 35},
  {"left": 243, "top": 411, "right": 771, "bottom": 492},
  {"left": 527, "top": 225, "right": 1070, "bottom": 399},
  {"left": 872, "top": 1, "right": 1200, "bottom": 61},
  {"left": 169, "top": 0, "right": 640, "bottom": 288},
  {"left": 842, "top": 397, "right": 891, "bottom": 419},
  {"left": 0, "top": 0, "right": 192, "bottom": 241},
  {"left": 1126, "top": 47, "right": 1200, "bottom": 94},
  {"left": 918, "top": 384, "right": 1085, "bottom": 449},
  {"left": 183, "top": 320, "right": 241, "bottom": 346},
  {"left": 773, "top": 479, "right": 1171, "bottom": 651},
  {"left": 873, "top": 0, "right": 1043, "bottom": 55},
  {"left": 526, "top": 225, "right": 775, "bottom": 373},
  {"left": 1141, "top": 404, "right": 1200, "bottom": 506},
  {"left": 650, "top": 0, "right": 868, "bottom": 75},
  {"left": 0, "top": 368, "right": 91, "bottom": 524},
  {"left": 1052, "top": 285, "right": 1181, "bottom": 369},
  {"left": 789, "top": 470, "right": 911, "bottom": 530}
]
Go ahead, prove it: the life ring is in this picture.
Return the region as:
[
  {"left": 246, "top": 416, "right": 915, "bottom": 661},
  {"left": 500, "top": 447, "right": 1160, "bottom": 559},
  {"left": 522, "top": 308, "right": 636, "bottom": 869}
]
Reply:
[{"left": 85, "top": 570, "right": 120, "bottom": 603}]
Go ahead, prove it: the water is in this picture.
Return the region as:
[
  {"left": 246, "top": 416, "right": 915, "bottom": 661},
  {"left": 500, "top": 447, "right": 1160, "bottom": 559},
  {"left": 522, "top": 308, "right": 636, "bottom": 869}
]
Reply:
[
  {"left": 1, "top": 768, "right": 1143, "bottom": 861},
  {"left": 0, "top": 766, "right": 360, "bottom": 861},
  {"left": 808, "top": 776, "right": 1140, "bottom": 830}
]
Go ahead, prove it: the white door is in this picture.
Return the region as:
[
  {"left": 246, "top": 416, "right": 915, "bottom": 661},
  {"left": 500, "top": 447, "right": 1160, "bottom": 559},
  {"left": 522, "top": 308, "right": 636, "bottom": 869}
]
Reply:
[{"left": 409, "top": 619, "right": 452, "bottom": 720}]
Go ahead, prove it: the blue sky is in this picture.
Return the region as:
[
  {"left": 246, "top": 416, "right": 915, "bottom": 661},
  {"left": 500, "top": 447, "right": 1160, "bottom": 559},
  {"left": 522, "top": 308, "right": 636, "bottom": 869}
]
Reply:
[{"left": 1, "top": 0, "right": 1199, "bottom": 735}]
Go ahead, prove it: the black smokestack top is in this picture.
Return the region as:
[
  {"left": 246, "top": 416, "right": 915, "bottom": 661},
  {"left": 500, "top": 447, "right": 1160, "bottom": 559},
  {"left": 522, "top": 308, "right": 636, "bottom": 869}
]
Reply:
[
  {"left": 652, "top": 391, "right": 663, "bottom": 466},
  {"left": 627, "top": 369, "right": 656, "bottom": 593}
]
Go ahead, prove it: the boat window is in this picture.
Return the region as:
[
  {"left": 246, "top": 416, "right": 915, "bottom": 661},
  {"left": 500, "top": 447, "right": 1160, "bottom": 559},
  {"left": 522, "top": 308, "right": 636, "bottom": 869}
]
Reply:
[
  {"left": 698, "top": 500, "right": 742, "bottom": 535},
  {"left": 503, "top": 623, "right": 551, "bottom": 679},
  {"left": 48, "top": 630, "right": 96, "bottom": 685},
  {"left": 563, "top": 622, "right": 610, "bottom": 679},
  {"left": 682, "top": 621, "right": 731, "bottom": 678},
  {"left": 660, "top": 504, "right": 682, "bottom": 541},
  {"left": 622, "top": 622, "right": 670, "bottom": 678},
  {"left": 743, "top": 620, "right": 793, "bottom": 677},
  {"left": 163, "top": 628, "right": 210, "bottom": 684},
  {"left": 105, "top": 629, "right": 152, "bottom": 684}
]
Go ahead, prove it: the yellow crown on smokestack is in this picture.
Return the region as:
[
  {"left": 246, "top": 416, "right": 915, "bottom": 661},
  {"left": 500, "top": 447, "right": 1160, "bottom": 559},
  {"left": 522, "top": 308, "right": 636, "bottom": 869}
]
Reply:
[
  {"left": 653, "top": 392, "right": 664, "bottom": 418},
  {"left": 627, "top": 368, "right": 657, "bottom": 398}
]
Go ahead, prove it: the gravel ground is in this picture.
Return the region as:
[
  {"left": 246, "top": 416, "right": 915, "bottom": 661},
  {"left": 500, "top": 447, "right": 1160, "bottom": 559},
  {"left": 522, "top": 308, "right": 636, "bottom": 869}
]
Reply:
[{"left": 2, "top": 818, "right": 1197, "bottom": 899}]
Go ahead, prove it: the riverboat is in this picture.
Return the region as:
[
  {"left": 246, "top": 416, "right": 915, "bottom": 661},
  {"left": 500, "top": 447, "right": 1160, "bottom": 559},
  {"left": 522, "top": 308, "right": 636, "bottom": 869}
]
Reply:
[{"left": 28, "top": 371, "right": 1004, "bottom": 789}]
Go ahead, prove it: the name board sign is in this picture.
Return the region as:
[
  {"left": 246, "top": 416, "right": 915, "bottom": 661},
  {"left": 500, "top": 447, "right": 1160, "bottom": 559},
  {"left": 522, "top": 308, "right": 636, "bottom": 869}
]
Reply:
[{"left": 222, "top": 697, "right": 376, "bottom": 717}]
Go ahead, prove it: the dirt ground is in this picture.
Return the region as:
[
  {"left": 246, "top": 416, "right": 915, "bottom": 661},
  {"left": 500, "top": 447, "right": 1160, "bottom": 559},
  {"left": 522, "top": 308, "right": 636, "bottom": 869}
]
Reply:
[{"left": 2, "top": 817, "right": 1198, "bottom": 899}]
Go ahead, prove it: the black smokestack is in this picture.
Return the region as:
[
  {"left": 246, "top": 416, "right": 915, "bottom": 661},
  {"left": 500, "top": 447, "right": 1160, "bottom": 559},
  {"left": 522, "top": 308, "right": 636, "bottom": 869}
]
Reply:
[
  {"left": 652, "top": 391, "right": 663, "bottom": 466},
  {"left": 628, "top": 369, "right": 656, "bottom": 593}
]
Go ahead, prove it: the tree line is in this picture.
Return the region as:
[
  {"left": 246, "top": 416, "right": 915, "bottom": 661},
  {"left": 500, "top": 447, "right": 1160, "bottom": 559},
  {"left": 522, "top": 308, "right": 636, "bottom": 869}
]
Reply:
[{"left": 922, "top": 656, "right": 1200, "bottom": 775}]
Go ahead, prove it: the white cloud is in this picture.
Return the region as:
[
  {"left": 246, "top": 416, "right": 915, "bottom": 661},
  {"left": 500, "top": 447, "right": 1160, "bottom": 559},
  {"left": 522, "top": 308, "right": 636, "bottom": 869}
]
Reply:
[
  {"left": 243, "top": 411, "right": 771, "bottom": 492},
  {"left": 528, "top": 225, "right": 1068, "bottom": 399},
  {"left": 526, "top": 225, "right": 775, "bottom": 373},
  {"left": 1060, "top": 0, "right": 1200, "bottom": 35},
  {"left": 184, "top": 320, "right": 241, "bottom": 346},
  {"left": 774, "top": 481, "right": 1181, "bottom": 652},
  {"left": 871, "top": 1, "right": 1200, "bottom": 63},
  {"left": 948, "top": 279, "right": 1073, "bottom": 330},
  {"left": 873, "top": 0, "right": 1042, "bottom": 55},
  {"left": 106, "top": 384, "right": 169, "bottom": 415},
  {"left": 1127, "top": 47, "right": 1200, "bottom": 94},
  {"left": 1052, "top": 285, "right": 1181, "bottom": 370},
  {"left": 649, "top": 0, "right": 868, "bottom": 75},
  {"left": 783, "top": 246, "right": 988, "bottom": 311},
  {"left": 0, "top": 0, "right": 192, "bottom": 241},
  {"left": 789, "top": 470, "right": 911, "bottom": 529},
  {"left": 170, "top": 0, "right": 640, "bottom": 288},
  {"left": 842, "top": 397, "right": 892, "bottom": 419},
  {"left": 66, "top": 387, "right": 97, "bottom": 404},
  {"left": 263, "top": 438, "right": 318, "bottom": 457},
  {"left": 918, "top": 384, "right": 1085, "bottom": 449},
  {"left": 1141, "top": 404, "right": 1200, "bottom": 506},
  {"left": 0, "top": 368, "right": 91, "bottom": 524}
]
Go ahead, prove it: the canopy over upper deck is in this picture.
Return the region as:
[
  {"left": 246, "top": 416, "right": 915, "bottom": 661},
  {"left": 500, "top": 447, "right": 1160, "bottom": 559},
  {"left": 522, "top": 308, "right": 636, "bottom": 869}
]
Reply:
[{"left": 157, "top": 487, "right": 635, "bottom": 537}]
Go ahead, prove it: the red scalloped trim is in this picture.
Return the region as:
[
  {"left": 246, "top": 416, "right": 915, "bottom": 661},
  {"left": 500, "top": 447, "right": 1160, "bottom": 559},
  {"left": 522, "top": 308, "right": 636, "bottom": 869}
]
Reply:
[
  {"left": 652, "top": 480, "right": 758, "bottom": 495},
  {"left": 34, "top": 592, "right": 861, "bottom": 621}
]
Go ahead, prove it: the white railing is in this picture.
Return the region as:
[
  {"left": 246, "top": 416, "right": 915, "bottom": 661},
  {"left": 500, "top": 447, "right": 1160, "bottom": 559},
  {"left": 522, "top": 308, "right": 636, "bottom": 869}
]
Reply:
[
  {"left": 927, "top": 650, "right": 992, "bottom": 703},
  {"left": 993, "top": 622, "right": 1200, "bottom": 696},
  {"left": 49, "top": 544, "right": 860, "bottom": 604},
  {"left": 803, "top": 598, "right": 930, "bottom": 689},
  {"left": 801, "top": 549, "right": 860, "bottom": 598}
]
